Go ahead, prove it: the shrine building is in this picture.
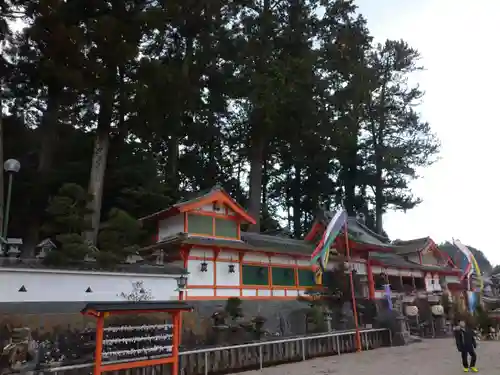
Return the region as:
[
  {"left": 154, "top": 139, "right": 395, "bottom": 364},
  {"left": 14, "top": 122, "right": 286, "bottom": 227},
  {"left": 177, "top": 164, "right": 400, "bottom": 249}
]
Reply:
[{"left": 139, "top": 186, "right": 463, "bottom": 301}]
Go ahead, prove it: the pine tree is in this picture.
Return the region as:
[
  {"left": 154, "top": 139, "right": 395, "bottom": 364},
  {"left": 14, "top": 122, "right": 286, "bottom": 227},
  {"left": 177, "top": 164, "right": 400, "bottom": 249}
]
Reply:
[
  {"left": 365, "top": 40, "right": 440, "bottom": 233},
  {"left": 41, "top": 183, "right": 92, "bottom": 265}
]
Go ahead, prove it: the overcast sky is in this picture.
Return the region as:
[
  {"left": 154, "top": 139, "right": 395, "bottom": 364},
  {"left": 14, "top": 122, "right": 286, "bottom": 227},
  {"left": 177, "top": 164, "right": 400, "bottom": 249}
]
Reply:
[{"left": 355, "top": 0, "right": 500, "bottom": 265}]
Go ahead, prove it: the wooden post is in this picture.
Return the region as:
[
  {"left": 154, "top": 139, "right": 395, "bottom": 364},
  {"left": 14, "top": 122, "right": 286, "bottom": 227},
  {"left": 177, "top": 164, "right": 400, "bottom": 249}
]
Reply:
[
  {"left": 94, "top": 314, "right": 105, "bottom": 375},
  {"left": 344, "top": 222, "right": 362, "bottom": 352},
  {"left": 366, "top": 262, "right": 375, "bottom": 300},
  {"left": 172, "top": 312, "right": 181, "bottom": 375}
]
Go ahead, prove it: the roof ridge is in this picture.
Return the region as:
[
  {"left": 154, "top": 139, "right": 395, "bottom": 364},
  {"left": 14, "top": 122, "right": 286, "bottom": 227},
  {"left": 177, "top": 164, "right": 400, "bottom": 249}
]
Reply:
[{"left": 349, "top": 217, "right": 391, "bottom": 243}]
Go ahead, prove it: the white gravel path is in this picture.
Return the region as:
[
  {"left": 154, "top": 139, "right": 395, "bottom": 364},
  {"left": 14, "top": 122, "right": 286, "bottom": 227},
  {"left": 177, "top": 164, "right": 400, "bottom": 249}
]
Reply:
[{"left": 236, "top": 339, "right": 500, "bottom": 375}]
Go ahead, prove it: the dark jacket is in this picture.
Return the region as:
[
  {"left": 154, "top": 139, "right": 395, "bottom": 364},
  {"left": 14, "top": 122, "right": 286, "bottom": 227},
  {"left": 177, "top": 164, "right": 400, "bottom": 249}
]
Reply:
[{"left": 454, "top": 326, "right": 477, "bottom": 352}]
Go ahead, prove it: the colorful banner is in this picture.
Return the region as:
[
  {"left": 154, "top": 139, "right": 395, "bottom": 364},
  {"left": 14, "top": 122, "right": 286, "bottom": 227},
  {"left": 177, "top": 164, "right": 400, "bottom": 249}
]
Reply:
[
  {"left": 311, "top": 209, "right": 347, "bottom": 285},
  {"left": 453, "top": 239, "right": 483, "bottom": 291},
  {"left": 384, "top": 284, "right": 393, "bottom": 310},
  {"left": 467, "top": 291, "right": 477, "bottom": 313}
]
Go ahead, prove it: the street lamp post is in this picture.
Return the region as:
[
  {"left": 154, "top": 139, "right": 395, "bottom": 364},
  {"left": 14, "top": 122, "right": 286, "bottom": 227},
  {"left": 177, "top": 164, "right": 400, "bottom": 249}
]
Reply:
[
  {"left": 176, "top": 274, "right": 188, "bottom": 353},
  {"left": 2, "top": 159, "right": 21, "bottom": 239},
  {"left": 176, "top": 274, "right": 187, "bottom": 301}
]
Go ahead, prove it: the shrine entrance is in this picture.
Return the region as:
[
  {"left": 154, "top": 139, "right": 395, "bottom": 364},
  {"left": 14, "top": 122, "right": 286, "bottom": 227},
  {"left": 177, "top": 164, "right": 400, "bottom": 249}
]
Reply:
[{"left": 81, "top": 301, "right": 192, "bottom": 375}]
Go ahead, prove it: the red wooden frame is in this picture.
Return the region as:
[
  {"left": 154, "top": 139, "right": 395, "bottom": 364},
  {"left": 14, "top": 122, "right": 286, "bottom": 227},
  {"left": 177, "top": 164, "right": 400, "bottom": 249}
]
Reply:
[{"left": 82, "top": 303, "right": 191, "bottom": 375}]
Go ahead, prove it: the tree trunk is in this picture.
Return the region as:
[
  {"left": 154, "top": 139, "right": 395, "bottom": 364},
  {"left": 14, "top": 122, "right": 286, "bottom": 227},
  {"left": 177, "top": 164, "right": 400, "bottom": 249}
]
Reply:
[
  {"left": 292, "top": 164, "right": 302, "bottom": 238},
  {"left": 261, "top": 157, "right": 269, "bottom": 209},
  {"left": 247, "top": 133, "right": 264, "bottom": 232},
  {"left": 373, "top": 77, "right": 388, "bottom": 235},
  {"left": 85, "top": 88, "right": 113, "bottom": 245},
  {"left": 168, "top": 134, "right": 179, "bottom": 189},
  {"left": 247, "top": 0, "right": 272, "bottom": 232},
  {"left": 374, "top": 167, "right": 383, "bottom": 234},
  {"left": 0, "top": 99, "right": 3, "bottom": 239},
  {"left": 342, "top": 143, "right": 358, "bottom": 216},
  {"left": 23, "top": 89, "right": 60, "bottom": 254}
]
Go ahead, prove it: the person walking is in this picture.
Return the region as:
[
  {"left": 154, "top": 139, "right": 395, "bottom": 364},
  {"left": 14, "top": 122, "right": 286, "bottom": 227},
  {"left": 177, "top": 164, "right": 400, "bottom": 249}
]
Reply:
[{"left": 454, "top": 319, "right": 478, "bottom": 372}]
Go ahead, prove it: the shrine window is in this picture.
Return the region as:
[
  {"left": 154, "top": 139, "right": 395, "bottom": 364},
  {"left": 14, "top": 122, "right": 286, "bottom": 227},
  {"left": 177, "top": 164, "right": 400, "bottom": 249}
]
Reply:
[
  {"left": 214, "top": 218, "right": 238, "bottom": 238},
  {"left": 298, "top": 269, "right": 316, "bottom": 287},
  {"left": 242, "top": 265, "right": 269, "bottom": 286},
  {"left": 414, "top": 277, "right": 425, "bottom": 290},
  {"left": 187, "top": 214, "right": 213, "bottom": 235},
  {"left": 187, "top": 213, "right": 239, "bottom": 239},
  {"left": 271, "top": 267, "right": 296, "bottom": 286}
]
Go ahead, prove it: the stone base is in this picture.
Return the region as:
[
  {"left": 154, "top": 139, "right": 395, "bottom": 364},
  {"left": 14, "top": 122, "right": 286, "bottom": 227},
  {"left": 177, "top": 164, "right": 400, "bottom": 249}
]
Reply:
[{"left": 392, "top": 332, "right": 409, "bottom": 346}]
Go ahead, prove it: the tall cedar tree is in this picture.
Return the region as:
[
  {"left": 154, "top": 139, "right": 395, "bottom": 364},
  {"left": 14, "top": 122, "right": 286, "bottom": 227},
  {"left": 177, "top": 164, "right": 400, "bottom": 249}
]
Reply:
[
  {"left": 365, "top": 40, "right": 439, "bottom": 234},
  {"left": 0, "top": 0, "right": 469, "bottom": 266}
]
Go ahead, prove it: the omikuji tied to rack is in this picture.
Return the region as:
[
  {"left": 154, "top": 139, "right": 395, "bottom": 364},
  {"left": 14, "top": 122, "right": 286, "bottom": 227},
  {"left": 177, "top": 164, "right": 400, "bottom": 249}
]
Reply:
[{"left": 81, "top": 301, "right": 193, "bottom": 375}]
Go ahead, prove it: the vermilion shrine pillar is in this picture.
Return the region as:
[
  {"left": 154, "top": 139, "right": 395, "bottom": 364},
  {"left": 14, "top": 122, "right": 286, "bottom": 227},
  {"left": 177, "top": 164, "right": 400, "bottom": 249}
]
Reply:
[{"left": 366, "top": 262, "right": 376, "bottom": 300}]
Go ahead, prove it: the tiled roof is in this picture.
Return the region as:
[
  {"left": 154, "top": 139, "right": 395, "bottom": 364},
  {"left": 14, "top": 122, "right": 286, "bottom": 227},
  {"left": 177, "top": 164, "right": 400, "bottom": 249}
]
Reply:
[
  {"left": 391, "top": 237, "right": 433, "bottom": 255},
  {"left": 0, "top": 257, "right": 187, "bottom": 275},
  {"left": 316, "top": 210, "right": 437, "bottom": 255},
  {"left": 315, "top": 210, "right": 390, "bottom": 246},
  {"left": 143, "top": 232, "right": 458, "bottom": 274},
  {"left": 241, "top": 232, "right": 317, "bottom": 255},
  {"left": 144, "top": 232, "right": 316, "bottom": 256},
  {"left": 369, "top": 251, "right": 455, "bottom": 272},
  {"left": 139, "top": 185, "right": 255, "bottom": 224}
]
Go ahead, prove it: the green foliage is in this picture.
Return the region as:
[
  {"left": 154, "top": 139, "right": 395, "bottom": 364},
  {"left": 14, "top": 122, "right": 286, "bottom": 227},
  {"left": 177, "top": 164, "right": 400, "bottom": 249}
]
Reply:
[
  {"left": 42, "top": 183, "right": 92, "bottom": 264},
  {"left": 42, "top": 233, "right": 89, "bottom": 266},
  {"left": 300, "top": 262, "right": 362, "bottom": 312},
  {"left": 96, "top": 208, "right": 143, "bottom": 267},
  {"left": 474, "top": 304, "right": 493, "bottom": 333},
  {"left": 4, "top": 0, "right": 445, "bottom": 249},
  {"left": 224, "top": 297, "right": 243, "bottom": 322},
  {"left": 42, "top": 183, "right": 93, "bottom": 235}
]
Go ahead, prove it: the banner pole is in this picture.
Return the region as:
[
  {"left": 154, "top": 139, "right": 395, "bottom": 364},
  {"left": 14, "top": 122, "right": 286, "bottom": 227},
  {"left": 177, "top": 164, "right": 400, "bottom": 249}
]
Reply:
[{"left": 344, "top": 218, "right": 362, "bottom": 352}]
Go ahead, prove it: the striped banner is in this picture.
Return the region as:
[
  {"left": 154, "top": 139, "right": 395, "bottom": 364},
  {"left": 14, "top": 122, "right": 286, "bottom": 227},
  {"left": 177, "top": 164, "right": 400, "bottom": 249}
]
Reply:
[{"left": 311, "top": 209, "right": 347, "bottom": 285}]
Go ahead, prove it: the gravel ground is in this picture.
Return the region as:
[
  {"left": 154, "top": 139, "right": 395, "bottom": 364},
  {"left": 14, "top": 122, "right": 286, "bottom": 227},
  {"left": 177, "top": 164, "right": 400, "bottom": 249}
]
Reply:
[{"left": 236, "top": 339, "right": 500, "bottom": 375}]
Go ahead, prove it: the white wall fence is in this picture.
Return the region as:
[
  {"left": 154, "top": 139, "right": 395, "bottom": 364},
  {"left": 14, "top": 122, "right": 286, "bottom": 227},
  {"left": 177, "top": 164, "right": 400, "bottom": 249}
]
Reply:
[{"left": 0, "top": 267, "right": 180, "bottom": 303}]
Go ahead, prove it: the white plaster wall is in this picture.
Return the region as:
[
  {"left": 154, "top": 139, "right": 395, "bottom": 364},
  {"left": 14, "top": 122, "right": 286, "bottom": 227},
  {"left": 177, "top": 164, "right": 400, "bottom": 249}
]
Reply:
[
  {"left": 425, "top": 274, "right": 438, "bottom": 292},
  {"left": 242, "top": 253, "right": 269, "bottom": 264},
  {"left": 386, "top": 268, "right": 399, "bottom": 276},
  {"left": 269, "top": 255, "right": 294, "bottom": 265},
  {"left": 187, "top": 288, "right": 214, "bottom": 297},
  {"left": 374, "top": 291, "right": 384, "bottom": 299},
  {"left": 296, "top": 259, "right": 310, "bottom": 266},
  {"left": 158, "top": 215, "right": 184, "bottom": 241},
  {"left": 216, "top": 289, "right": 240, "bottom": 297},
  {"left": 187, "top": 259, "right": 214, "bottom": 285},
  {"left": 190, "top": 248, "right": 214, "bottom": 258},
  {"left": 218, "top": 250, "right": 239, "bottom": 261},
  {"left": 433, "top": 274, "right": 442, "bottom": 291},
  {"left": 199, "top": 203, "right": 236, "bottom": 215},
  {"left": 242, "top": 289, "right": 257, "bottom": 296},
  {"left": 0, "top": 268, "right": 179, "bottom": 303},
  {"left": 216, "top": 261, "right": 240, "bottom": 286},
  {"left": 200, "top": 203, "right": 218, "bottom": 213}
]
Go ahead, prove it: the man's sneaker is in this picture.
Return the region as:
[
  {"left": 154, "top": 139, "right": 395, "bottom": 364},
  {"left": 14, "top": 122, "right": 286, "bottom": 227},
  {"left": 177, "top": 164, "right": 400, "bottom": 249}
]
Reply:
[
  {"left": 470, "top": 367, "right": 478, "bottom": 372},
  {"left": 463, "top": 368, "right": 469, "bottom": 372}
]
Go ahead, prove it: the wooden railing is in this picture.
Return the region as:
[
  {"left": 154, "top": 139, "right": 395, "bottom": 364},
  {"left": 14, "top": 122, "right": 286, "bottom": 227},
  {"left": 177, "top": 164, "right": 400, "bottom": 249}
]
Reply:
[{"left": 8, "top": 328, "right": 390, "bottom": 375}]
